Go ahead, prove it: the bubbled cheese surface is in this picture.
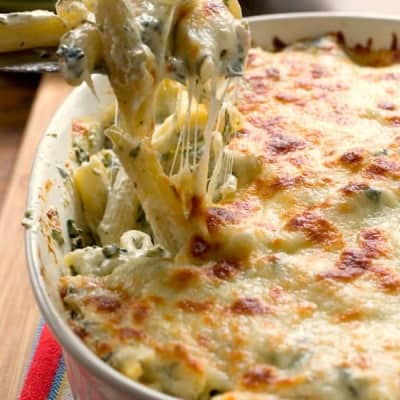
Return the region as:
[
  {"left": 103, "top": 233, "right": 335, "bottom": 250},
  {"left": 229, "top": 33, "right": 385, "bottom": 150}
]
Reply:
[{"left": 61, "top": 36, "right": 400, "bottom": 400}]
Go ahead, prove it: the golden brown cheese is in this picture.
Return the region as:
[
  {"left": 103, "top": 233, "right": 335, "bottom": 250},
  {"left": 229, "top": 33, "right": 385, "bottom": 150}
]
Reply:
[{"left": 61, "top": 35, "right": 400, "bottom": 400}]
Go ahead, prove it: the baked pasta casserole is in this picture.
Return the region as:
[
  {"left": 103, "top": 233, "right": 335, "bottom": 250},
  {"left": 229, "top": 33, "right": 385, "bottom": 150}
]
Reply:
[
  {"left": 5, "top": 1, "right": 400, "bottom": 399},
  {"left": 58, "top": 33, "right": 400, "bottom": 400}
]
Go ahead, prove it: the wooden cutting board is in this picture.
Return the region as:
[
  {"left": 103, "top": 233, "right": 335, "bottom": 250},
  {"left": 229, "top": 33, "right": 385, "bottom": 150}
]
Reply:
[{"left": 0, "top": 74, "right": 71, "bottom": 400}]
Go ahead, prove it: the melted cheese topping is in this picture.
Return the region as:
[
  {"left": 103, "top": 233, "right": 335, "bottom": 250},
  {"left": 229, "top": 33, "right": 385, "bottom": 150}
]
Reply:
[{"left": 61, "top": 35, "right": 400, "bottom": 399}]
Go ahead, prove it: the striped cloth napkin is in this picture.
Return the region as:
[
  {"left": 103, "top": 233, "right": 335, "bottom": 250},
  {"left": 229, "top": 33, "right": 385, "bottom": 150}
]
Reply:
[{"left": 19, "top": 321, "right": 73, "bottom": 400}]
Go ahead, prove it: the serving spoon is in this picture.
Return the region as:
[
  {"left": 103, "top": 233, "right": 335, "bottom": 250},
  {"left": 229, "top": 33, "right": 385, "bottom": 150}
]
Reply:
[{"left": 0, "top": 48, "right": 64, "bottom": 73}]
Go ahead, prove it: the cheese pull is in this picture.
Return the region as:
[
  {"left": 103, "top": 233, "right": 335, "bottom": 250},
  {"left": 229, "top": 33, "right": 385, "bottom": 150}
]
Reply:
[
  {"left": 92, "top": 0, "right": 249, "bottom": 254},
  {"left": 0, "top": 0, "right": 249, "bottom": 256}
]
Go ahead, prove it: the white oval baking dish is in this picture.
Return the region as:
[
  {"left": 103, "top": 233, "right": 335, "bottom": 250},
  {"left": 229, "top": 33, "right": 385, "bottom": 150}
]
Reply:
[{"left": 25, "top": 12, "right": 400, "bottom": 400}]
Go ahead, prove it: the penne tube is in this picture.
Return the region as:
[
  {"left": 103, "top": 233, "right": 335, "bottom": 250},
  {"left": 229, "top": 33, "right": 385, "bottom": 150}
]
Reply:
[
  {"left": 57, "top": 21, "right": 102, "bottom": 87},
  {"left": 0, "top": 11, "right": 67, "bottom": 53},
  {"left": 107, "top": 126, "right": 193, "bottom": 254}
]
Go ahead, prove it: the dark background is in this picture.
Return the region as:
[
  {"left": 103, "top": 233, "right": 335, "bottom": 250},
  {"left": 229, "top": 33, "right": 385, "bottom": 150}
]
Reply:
[
  {"left": 1, "top": 1, "right": 400, "bottom": 14},
  {"left": 242, "top": 0, "right": 400, "bottom": 15}
]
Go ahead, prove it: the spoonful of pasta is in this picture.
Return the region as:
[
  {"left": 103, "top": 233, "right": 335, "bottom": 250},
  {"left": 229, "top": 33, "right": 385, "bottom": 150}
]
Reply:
[{"left": 1, "top": 0, "right": 250, "bottom": 257}]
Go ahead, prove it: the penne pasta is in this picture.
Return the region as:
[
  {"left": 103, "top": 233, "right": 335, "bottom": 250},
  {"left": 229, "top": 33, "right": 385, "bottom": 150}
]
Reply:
[{"left": 0, "top": 11, "right": 66, "bottom": 52}]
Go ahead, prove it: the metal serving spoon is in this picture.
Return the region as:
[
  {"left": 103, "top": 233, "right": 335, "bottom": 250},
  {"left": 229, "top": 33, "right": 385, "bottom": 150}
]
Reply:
[{"left": 0, "top": 48, "right": 62, "bottom": 73}]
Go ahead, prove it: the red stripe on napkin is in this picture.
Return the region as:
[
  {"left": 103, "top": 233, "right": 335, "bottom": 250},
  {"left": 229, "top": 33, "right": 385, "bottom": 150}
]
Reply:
[{"left": 19, "top": 325, "right": 62, "bottom": 400}]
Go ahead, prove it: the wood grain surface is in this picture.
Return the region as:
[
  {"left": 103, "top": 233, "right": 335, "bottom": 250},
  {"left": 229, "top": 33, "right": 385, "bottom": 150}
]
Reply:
[
  {"left": 0, "top": 73, "right": 39, "bottom": 209},
  {"left": 0, "top": 74, "right": 71, "bottom": 400}
]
